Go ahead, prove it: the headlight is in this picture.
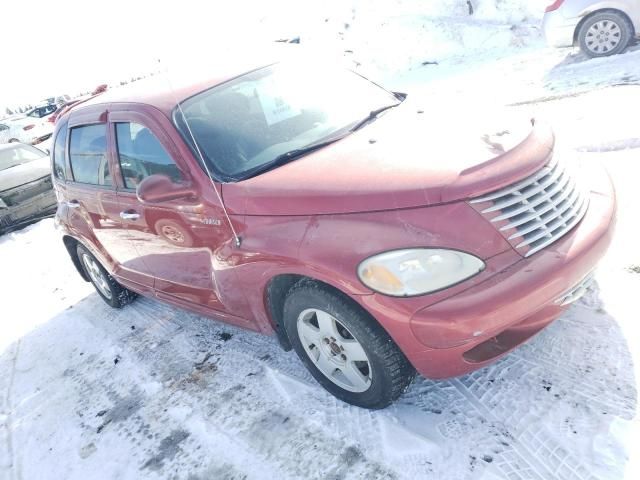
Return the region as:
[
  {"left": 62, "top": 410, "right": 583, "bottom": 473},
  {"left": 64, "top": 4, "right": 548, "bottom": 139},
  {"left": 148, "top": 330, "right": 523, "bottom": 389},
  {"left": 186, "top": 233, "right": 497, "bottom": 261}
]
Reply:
[
  {"left": 0, "top": 198, "right": 7, "bottom": 209},
  {"left": 357, "top": 248, "right": 485, "bottom": 297}
]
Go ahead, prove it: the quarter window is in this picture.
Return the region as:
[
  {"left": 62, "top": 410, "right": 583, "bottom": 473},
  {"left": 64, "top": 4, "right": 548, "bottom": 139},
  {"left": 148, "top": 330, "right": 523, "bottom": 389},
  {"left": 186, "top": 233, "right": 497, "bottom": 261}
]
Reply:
[
  {"left": 115, "top": 122, "right": 183, "bottom": 189},
  {"left": 52, "top": 122, "right": 68, "bottom": 180},
  {"left": 69, "top": 124, "right": 111, "bottom": 186}
]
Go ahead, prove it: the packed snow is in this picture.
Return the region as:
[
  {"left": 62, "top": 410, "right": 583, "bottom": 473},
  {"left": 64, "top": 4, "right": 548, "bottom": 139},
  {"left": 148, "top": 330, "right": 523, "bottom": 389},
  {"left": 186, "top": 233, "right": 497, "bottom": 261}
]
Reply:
[{"left": 2, "top": 1, "right": 640, "bottom": 479}]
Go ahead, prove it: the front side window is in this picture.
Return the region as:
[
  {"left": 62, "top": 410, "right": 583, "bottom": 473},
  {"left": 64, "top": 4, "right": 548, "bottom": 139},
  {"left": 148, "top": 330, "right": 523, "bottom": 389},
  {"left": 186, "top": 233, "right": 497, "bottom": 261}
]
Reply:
[
  {"left": 115, "top": 122, "right": 183, "bottom": 189},
  {"left": 174, "top": 63, "right": 400, "bottom": 181},
  {"left": 53, "top": 122, "right": 68, "bottom": 180},
  {"left": 69, "top": 124, "right": 111, "bottom": 186}
]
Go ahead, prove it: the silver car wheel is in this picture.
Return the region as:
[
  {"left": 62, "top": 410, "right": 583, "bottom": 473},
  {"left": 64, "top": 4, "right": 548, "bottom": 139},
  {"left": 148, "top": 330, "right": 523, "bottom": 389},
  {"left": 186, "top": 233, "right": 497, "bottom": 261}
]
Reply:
[
  {"left": 296, "top": 308, "right": 372, "bottom": 393},
  {"left": 82, "top": 253, "right": 112, "bottom": 300},
  {"left": 585, "top": 20, "right": 622, "bottom": 54}
]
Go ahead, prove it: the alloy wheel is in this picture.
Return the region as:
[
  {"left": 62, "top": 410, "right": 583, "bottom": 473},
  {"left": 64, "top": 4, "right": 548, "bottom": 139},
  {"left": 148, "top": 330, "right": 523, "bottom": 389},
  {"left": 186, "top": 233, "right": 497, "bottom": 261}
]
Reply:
[
  {"left": 82, "top": 253, "right": 112, "bottom": 300},
  {"left": 296, "top": 308, "right": 372, "bottom": 393}
]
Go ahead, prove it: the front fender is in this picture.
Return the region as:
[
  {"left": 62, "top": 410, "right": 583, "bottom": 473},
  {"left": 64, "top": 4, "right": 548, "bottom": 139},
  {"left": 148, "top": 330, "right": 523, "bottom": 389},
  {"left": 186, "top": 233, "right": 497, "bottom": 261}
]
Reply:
[{"left": 232, "top": 202, "right": 513, "bottom": 333}]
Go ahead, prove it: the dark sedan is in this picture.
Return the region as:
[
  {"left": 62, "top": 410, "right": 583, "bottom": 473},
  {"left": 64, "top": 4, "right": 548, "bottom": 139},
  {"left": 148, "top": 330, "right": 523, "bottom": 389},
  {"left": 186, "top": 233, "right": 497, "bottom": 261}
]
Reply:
[{"left": 0, "top": 143, "right": 56, "bottom": 234}]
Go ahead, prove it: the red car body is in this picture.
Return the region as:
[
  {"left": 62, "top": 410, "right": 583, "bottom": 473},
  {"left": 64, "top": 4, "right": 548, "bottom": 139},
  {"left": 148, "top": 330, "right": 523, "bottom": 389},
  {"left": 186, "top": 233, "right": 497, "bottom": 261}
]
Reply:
[{"left": 52, "top": 64, "right": 616, "bottom": 382}]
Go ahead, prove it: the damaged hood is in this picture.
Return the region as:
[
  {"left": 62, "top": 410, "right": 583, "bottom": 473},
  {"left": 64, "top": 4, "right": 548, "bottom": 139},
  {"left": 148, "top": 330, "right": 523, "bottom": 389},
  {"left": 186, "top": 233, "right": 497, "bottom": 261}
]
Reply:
[
  {"left": 0, "top": 157, "right": 51, "bottom": 193},
  {"left": 223, "top": 104, "right": 554, "bottom": 215}
]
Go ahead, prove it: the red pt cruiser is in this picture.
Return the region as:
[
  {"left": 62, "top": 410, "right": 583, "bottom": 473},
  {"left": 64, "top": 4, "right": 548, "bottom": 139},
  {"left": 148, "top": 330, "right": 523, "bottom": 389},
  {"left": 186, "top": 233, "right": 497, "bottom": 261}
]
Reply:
[{"left": 52, "top": 62, "right": 616, "bottom": 408}]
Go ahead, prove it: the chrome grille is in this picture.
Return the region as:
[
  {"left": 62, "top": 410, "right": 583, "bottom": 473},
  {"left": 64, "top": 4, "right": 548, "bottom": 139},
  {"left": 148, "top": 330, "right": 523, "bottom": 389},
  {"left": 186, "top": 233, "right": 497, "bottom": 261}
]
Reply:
[{"left": 469, "top": 159, "right": 588, "bottom": 257}]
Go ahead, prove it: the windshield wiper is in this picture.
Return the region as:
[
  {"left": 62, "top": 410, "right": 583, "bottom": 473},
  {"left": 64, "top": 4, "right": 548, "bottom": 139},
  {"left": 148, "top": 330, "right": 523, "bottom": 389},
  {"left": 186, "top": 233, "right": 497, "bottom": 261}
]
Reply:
[
  {"left": 349, "top": 102, "right": 401, "bottom": 133},
  {"left": 248, "top": 135, "right": 350, "bottom": 177}
]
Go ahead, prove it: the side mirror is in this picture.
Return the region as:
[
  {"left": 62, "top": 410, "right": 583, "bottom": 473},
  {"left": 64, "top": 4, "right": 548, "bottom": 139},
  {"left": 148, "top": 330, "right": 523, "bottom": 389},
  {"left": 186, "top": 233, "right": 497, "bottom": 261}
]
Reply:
[{"left": 136, "top": 174, "right": 196, "bottom": 204}]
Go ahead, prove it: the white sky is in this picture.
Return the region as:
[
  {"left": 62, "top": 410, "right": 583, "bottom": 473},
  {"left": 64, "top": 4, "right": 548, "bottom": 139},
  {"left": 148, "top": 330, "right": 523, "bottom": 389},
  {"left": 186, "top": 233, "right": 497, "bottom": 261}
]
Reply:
[{"left": 0, "top": 0, "right": 327, "bottom": 111}]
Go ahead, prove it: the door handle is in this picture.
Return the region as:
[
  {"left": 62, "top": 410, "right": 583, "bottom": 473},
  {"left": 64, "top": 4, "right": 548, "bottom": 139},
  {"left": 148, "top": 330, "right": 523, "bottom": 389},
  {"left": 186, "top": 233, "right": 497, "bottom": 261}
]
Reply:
[
  {"left": 120, "top": 210, "right": 141, "bottom": 221},
  {"left": 67, "top": 200, "right": 80, "bottom": 208}
]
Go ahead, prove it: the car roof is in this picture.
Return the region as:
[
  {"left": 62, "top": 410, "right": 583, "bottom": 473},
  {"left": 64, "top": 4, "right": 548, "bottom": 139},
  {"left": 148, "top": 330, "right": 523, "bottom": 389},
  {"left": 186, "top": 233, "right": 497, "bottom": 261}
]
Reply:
[{"left": 74, "top": 58, "right": 275, "bottom": 118}]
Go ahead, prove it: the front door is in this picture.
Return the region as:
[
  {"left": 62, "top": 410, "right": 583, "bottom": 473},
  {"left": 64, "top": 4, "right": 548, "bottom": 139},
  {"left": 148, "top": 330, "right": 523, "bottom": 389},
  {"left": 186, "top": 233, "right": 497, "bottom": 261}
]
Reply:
[{"left": 108, "top": 110, "right": 227, "bottom": 312}]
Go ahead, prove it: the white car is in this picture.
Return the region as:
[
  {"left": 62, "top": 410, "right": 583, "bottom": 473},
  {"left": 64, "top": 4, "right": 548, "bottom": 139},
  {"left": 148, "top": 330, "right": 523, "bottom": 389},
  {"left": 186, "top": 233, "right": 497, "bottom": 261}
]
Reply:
[
  {"left": 543, "top": 0, "right": 640, "bottom": 57},
  {"left": 0, "top": 105, "right": 56, "bottom": 145}
]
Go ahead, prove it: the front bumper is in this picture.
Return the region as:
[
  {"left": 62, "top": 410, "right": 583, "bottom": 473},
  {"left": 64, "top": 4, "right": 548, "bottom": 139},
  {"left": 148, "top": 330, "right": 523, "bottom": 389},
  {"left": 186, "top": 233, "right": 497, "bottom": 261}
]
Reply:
[
  {"left": 0, "top": 190, "right": 57, "bottom": 234},
  {"left": 360, "top": 162, "right": 616, "bottom": 378}
]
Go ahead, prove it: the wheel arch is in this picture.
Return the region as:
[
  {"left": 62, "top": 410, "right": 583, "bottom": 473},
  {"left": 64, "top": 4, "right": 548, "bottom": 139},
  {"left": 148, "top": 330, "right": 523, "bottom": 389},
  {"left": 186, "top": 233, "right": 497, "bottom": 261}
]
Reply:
[
  {"left": 62, "top": 235, "right": 90, "bottom": 282},
  {"left": 265, "top": 273, "right": 378, "bottom": 352},
  {"left": 573, "top": 8, "right": 636, "bottom": 45}
]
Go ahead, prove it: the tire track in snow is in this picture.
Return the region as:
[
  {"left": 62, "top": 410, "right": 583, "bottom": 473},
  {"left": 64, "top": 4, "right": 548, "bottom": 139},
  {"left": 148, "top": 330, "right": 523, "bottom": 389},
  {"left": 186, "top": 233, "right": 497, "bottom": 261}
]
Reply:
[
  {"left": 0, "top": 341, "right": 21, "bottom": 480},
  {"left": 450, "top": 377, "right": 597, "bottom": 480},
  {"left": 509, "top": 352, "right": 634, "bottom": 417}
]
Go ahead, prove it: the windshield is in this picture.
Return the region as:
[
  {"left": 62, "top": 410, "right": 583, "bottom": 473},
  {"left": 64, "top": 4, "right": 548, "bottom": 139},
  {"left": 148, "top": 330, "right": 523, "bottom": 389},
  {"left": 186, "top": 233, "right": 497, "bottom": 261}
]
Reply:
[
  {"left": 174, "top": 64, "right": 400, "bottom": 181},
  {"left": 0, "top": 145, "right": 45, "bottom": 171},
  {"left": 27, "top": 104, "right": 57, "bottom": 118}
]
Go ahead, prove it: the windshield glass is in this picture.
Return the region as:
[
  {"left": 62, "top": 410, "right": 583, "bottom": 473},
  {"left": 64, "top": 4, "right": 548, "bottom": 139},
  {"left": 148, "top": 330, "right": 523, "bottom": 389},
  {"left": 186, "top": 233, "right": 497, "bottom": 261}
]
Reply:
[
  {"left": 27, "top": 104, "right": 56, "bottom": 118},
  {"left": 0, "top": 145, "right": 45, "bottom": 171},
  {"left": 174, "top": 64, "right": 399, "bottom": 181}
]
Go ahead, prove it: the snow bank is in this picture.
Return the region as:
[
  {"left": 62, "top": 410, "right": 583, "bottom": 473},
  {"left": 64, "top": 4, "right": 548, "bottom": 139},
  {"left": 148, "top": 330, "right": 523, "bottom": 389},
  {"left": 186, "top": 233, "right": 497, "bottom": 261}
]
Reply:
[{"left": 243, "top": 0, "right": 552, "bottom": 82}]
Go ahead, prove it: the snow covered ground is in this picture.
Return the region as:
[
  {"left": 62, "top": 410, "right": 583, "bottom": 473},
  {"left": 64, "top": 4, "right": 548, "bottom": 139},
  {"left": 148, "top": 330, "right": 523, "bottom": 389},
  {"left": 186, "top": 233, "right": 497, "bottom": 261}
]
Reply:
[{"left": 2, "top": 2, "right": 640, "bottom": 479}]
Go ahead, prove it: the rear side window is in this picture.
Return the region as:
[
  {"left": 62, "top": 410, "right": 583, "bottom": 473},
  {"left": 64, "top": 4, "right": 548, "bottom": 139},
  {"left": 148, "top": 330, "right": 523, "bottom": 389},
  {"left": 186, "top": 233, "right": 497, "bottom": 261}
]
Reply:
[
  {"left": 69, "top": 124, "right": 112, "bottom": 186},
  {"left": 115, "top": 122, "right": 183, "bottom": 189},
  {"left": 52, "top": 122, "right": 68, "bottom": 180}
]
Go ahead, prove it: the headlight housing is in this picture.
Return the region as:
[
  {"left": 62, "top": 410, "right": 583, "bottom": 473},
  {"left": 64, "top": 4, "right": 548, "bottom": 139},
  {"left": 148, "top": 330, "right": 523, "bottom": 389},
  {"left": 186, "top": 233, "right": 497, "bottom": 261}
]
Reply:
[{"left": 357, "top": 248, "right": 485, "bottom": 297}]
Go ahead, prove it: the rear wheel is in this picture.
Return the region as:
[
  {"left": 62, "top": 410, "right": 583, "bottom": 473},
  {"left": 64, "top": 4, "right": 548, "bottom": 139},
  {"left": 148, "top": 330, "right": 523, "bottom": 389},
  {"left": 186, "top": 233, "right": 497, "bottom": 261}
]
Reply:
[
  {"left": 283, "top": 282, "right": 415, "bottom": 409},
  {"left": 77, "top": 244, "right": 137, "bottom": 308},
  {"left": 578, "top": 11, "right": 632, "bottom": 58}
]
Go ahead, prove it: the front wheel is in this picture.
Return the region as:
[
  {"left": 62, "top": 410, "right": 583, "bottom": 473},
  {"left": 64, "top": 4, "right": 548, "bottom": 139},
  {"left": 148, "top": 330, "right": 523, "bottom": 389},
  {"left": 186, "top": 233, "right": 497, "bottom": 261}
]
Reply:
[
  {"left": 77, "top": 244, "right": 137, "bottom": 308},
  {"left": 283, "top": 282, "right": 415, "bottom": 409},
  {"left": 578, "top": 11, "right": 632, "bottom": 58}
]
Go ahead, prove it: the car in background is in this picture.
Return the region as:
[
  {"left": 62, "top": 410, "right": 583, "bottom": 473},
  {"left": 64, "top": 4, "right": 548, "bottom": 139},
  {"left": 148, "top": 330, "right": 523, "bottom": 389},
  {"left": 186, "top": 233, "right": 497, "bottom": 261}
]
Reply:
[
  {"left": 48, "top": 99, "right": 81, "bottom": 124},
  {"left": 0, "top": 143, "right": 56, "bottom": 234},
  {"left": 1, "top": 105, "right": 56, "bottom": 145},
  {"left": 0, "top": 122, "right": 12, "bottom": 144},
  {"left": 543, "top": 0, "right": 640, "bottom": 57},
  {"left": 26, "top": 103, "right": 58, "bottom": 119},
  {"left": 0, "top": 118, "right": 53, "bottom": 145},
  {"left": 48, "top": 86, "right": 108, "bottom": 125}
]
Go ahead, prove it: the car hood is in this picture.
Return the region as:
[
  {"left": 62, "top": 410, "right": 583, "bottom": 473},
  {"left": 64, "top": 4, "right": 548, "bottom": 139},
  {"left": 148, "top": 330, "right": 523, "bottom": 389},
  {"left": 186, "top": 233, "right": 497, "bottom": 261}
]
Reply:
[
  {"left": 0, "top": 157, "right": 51, "bottom": 192},
  {"left": 9, "top": 116, "right": 34, "bottom": 127},
  {"left": 222, "top": 105, "right": 554, "bottom": 215}
]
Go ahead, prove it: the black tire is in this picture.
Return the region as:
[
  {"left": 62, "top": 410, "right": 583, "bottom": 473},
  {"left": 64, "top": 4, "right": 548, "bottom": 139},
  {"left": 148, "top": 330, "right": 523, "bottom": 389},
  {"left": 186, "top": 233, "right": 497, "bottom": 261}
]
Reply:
[
  {"left": 76, "top": 244, "right": 137, "bottom": 308},
  {"left": 578, "top": 11, "right": 633, "bottom": 58},
  {"left": 283, "top": 281, "right": 415, "bottom": 409}
]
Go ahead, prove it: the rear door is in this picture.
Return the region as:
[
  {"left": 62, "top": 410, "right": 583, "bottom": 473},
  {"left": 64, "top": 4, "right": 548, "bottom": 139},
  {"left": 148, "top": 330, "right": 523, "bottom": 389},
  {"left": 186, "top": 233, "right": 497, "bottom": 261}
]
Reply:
[{"left": 65, "top": 107, "right": 153, "bottom": 292}]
